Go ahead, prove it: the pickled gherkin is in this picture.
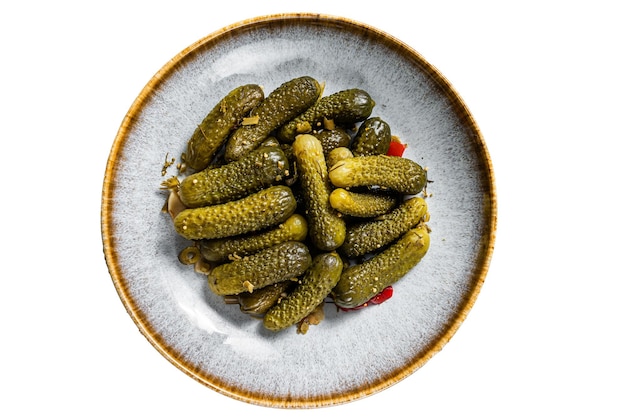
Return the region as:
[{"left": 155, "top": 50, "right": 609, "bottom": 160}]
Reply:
[
  {"left": 340, "top": 197, "right": 428, "bottom": 258},
  {"left": 208, "top": 241, "right": 312, "bottom": 296},
  {"left": 277, "top": 89, "right": 375, "bottom": 142},
  {"left": 292, "top": 134, "right": 346, "bottom": 251},
  {"left": 329, "top": 188, "right": 397, "bottom": 218},
  {"left": 185, "top": 84, "right": 264, "bottom": 171},
  {"left": 199, "top": 214, "right": 308, "bottom": 262},
  {"left": 178, "top": 145, "right": 290, "bottom": 208},
  {"left": 329, "top": 155, "right": 427, "bottom": 195},
  {"left": 351, "top": 117, "right": 391, "bottom": 156},
  {"left": 225, "top": 76, "right": 321, "bottom": 161},
  {"left": 173, "top": 185, "right": 296, "bottom": 240},
  {"left": 264, "top": 252, "right": 343, "bottom": 332},
  {"left": 333, "top": 223, "right": 431, "bottom": 309}
]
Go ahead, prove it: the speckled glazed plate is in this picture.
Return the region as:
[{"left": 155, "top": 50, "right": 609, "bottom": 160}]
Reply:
[{"left": 101, "top": 13, "right": 496, "bottom": 408}]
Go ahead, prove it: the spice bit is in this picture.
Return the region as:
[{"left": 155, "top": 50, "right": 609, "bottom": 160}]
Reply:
[
  {"left": 161, "top": 153, "right": 176, "bottom": 176},
  {"left": 243, "top": 280, "right": 255, "bottom": 293},
  {"left": 242, "top": 115, "right": 260, "bottom": 125}
]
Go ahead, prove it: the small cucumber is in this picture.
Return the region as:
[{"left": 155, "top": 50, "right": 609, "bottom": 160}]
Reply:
[
  {"left": 263, "top": 252, "right": 343, "bottom": 332},
  {"left": 292, "top": 134, "right": 346, "bottom": 251},
  {"left": 277, "top": 88, "right": 375, "bottom": 142},
  {"left": 333, "top": 223, "right": 430, "bottom": 309},
  {"left": 329, "top": 188, "right": 397, "bottom": 218},
  {"left": 173, "top": 185, "right": 296, "bottom": 240},
  {"left": 340, "top": 197, "right": 428, "bottom": 258},
  {"left": 185, "top": 84, "right": 264, "bottom": 171},
  {"left": 224, "top": 76, "right": 321, "bottom": 161},
  {"left": 350, "top": 117, "right": 391, "bottom": 156},
  {"left": 329, "top": 155, "right": 427, "bottom": 195},
  {"left": 178, "top": 145, "right": 290, "bottom": 208},
  {"left": 199, "top": 214, "right": 308, "bottom": 262},
  {"left": 208, "top": 241, "right": 312, "bottom": 296}
]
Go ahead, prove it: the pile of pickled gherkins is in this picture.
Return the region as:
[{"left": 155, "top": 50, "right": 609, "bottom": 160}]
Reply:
[{"left": 162, "top": 76, "right": 431, "bottom": 334}]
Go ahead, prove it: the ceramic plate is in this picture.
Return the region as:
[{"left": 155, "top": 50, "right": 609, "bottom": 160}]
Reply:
[{"left": 101, "top": 13, "right": 496, "bottom": 408}]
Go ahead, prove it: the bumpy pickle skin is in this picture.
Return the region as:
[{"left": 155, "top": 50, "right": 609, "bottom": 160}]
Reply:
[
  {"left": 179, "top": 145, "right": 290, "bottom": 208},
  {"left": 329, "top": 188, "right": 397, "bottom": 218},
  {"left": 199, "top": 214, "right": 308, "bottom": 262},
  {"left": 333, "top": 223, "right": 431, "bottom": 309},
  {"left": 224, "top": 281, "right": 295, "bottom": 318},
  {"left": 208, "top": 241, "right": 312, "bottom": 296},
  {"left": 277, "top": 89, "right": 375, "bottom": 142},
  {"left": 329, "top": 155, "right": 427, "bottom": 195},
  {"left": 173, "top": 185, "right": 296, "bottom": 240},
  {"left": 185, "top": 84, "right": 264, "bottom": 171},
  {"left": 224, "top": 76, "right": 322, "bottom": 161},
  {"left": 292, "top": 134, "right": 346, "bottom": 251},
  {"left": 264, "top": 252, "right": 343, "bottom": 332},
  {"left": 340, "top": 197, "right": 428, "bottom": 258},
  {"left": 351, "top": 117, "right": 391, "bottom": 156}
]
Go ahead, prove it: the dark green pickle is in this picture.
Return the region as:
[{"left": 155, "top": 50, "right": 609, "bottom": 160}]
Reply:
[
  {"left": 277, "top": 89, "right": 376, "bottom": 142},
  {"left": 264, "top": 252, "right": 343, "bottom": 332},
  {"left": 333, "top": 223, "right": 431, "bottom": 309},
  {"left": 313, "top": 128, "right": 352, "bottom": 156},
  {"left": 208, "top": 241, "right": 312, "bottom": 296},
  {"left": 224, "top": 76, "right": 321, "bottom": 161},
  {"left": 340, "top": 197, "right": 428, "bottom": 258},
  {"left": 351, "top": 117, "right": 391, "bottom": 156},
  {"left": 178, "top": 145, "right": 290, "bottom": 208},
  {"left": 185, "top": 84, "right": 264, "bottom": 171}
]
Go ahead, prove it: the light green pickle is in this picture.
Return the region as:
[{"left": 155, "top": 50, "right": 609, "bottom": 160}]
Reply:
[
  {"left": 208, "top": 241, "right": 312, "bottom": 296},
  {"left": 329, "top": 155, "right": 427, "bottom": 195},
  {"left": 329, "top": 188, "right": 397, "bottom": 218},
  {"left": 224, "top": 76, "right": 321, "bottom": 161},
  {"left": 173, "top": 185, "right": 296, "bottom": 240},
  {"left": 333, "top": 223, "right": 431, "bottom": 309},
  {"left": 185, "top": 84, "right": 264, "bottom": 171},
  {"left": 178, "top": 145, "right": 290, "bottom": 208},
  {"left": 326, "top": 147, "right": 353, "bottom": 169},
  {"left": 264, "top": 251, "right": 343, "bottom": 332},
  {"left": 293, "top": 134, "right": 346, "bottom": 251}
]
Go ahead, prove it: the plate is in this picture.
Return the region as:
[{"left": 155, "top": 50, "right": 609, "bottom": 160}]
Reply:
[{"left": 101, "top": 13, "right": 496, "bottom": 408}]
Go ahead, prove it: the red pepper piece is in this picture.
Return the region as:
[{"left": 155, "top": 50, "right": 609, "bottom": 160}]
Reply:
[
  {"left": 386, "top": 141, "right": 407, "bottom": 157},
  {"left": 369, "top": 286, "right": 394, "bottom": 304},
  {"left": 337, "top": 286, "right": 394, "bottom": 311}
]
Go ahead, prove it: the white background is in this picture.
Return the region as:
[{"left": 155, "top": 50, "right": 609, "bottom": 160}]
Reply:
[{"left": 2, "top": 1, "right": 625, "bottom": 415}]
